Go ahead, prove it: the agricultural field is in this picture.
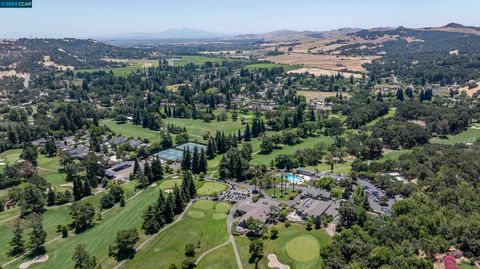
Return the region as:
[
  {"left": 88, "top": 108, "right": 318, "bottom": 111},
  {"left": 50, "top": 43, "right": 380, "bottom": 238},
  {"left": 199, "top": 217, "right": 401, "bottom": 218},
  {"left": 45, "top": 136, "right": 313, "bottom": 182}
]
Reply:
[
  {"left": 236, "top": 223, "right": 331, "bottom": 269},
  {"left": 101, "top": 119, "right": 161, "bottom": 142},
  {"left": 122, "top": 200, "right": 231, "bottom": 269},
  {"left": 243, "top": 63, "right": 299, "bottom": 71},
  {"left": 74, "top": 59, "right": 159, "bottom": 76},
  {"left": 171, "top": 56, "right": 238, "bottom": 67},
  {"left": 430, "top": 127, "right": 480, "bottom": 145}
]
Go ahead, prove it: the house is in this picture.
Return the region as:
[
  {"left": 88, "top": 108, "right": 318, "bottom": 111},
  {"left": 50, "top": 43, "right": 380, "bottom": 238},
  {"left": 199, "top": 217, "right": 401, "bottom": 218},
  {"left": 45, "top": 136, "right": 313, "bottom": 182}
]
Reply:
[
  {"left": 31, "top": 138, "right": 46, "bottom": 147},
  {"left": 109, "top": 136, "right": 126, "bottom": 146},
  {"left": 68, "top": 146, "right": 89, "bottom": 159}
]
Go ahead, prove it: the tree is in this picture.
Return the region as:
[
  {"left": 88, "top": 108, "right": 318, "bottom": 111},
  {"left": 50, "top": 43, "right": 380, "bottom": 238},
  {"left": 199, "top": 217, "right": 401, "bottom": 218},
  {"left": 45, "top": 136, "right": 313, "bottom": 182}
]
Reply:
[
  {"left": 142, "top": 205, "right": 160, "bottom": 234},
  {"left": 20, "top": 184, "right": 45, "bottom": 217},
  {"left": 198, "top": 149, "right": 208, "bottom": 173},
  {"left": 20, "top": 143, "right": 38, "bottom": 166},
  {"left": 45, "top": 138, "right": 57, "bottom": 157},
  {"left": 270, "top": 227, "right": 278, "bottom": 239},
  {"left": 71, "top": 202, "right": 95, "bottom": 233},
  {"left": 8, "top": 218, "right": 24, "bottom": 256},
  {"left": 72, "top": 244, "right": 97, "bottom": 269},
  {"left": 184, "top": 243, "right": 195, "bottom": 257},
  {"left": 111, "top": 228, "right": 139, "bottom": 259},
  {"left": 181, "top": 257, "right": 196, "bottom": 269},
  {"left": 28, "top": 213, "right": 47, "bottom": 254},
  {"left": 249, "top": 239, "right": 264, "bottom": 268}
]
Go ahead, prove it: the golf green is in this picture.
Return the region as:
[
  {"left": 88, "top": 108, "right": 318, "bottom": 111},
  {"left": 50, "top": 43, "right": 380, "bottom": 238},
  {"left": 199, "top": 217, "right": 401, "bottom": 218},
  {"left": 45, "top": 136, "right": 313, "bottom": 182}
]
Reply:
[
  {"left": 212, "top": 213, "right": 227, "bottom": 220},
  {"left": 284, "top": 235, "right": 320, "bottom": 262},
  {"left": 197, "top": 181, "right": 228, "bottom": 196},
  {"left": 215, "top": 202, "right": 231, "bottom": 213},
  {"left": 188, "top": 210, "right": 205, "bottom": 219},
  {"left": 193, "top": 200, "right": 214, "bottom": 210}
]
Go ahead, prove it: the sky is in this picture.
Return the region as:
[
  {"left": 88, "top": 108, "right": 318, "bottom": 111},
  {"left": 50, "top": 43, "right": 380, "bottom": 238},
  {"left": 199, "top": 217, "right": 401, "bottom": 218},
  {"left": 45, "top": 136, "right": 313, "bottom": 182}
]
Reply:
[{"left": 1, "top": 0, "right": 479, "bottom": 38}]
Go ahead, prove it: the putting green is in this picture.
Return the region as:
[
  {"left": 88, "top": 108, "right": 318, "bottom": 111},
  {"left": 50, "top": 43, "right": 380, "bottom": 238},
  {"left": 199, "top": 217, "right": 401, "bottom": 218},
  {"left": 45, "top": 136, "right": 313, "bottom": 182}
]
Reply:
[
  {"left": 284, "top": 235, "right": 320, "bottom": 262},
  {"left": 212, "top": 213, "right": 227, "bottom": 220},
  {"left": 197, "top": 181, "right": 228, "bottom": 196},
  {"left": 193, "top": 200, "right": 214, "bottom": 210},
  {"left": 187, "top": 210, "right": 205, "bottom": 219},
  {"left": 215, "top": 202, "right": 231, "bottom": 213}
]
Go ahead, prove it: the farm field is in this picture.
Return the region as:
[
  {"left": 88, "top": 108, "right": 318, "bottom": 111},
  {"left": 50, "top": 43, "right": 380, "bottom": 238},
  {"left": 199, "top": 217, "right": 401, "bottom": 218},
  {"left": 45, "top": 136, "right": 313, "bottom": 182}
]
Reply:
[
  {"left": 430, "top": 127, "right": 480, "bottom": 145},
  {"left": 288, "top": 67, "right": 363, "bottom": 78},
  {"left": 74, "top": 59, "right": 159, "bottom": 76},
  {"left": 236, "top": 223, "right": 331, "bottom": 269},
  {"left": 171, "top": 55, "right": 238, "bottom": 67},
  {"left": 122, "top": 200, "right": 231, "bottom": 269},
  {"left": 250, "top": 135, "right": 334, "bottom": 166},
  {"left": 101, "top": 119, "right": 161, "bottom": 142},
  {"left": 244, "top": 63, "right": 299, "bottom": 71}
]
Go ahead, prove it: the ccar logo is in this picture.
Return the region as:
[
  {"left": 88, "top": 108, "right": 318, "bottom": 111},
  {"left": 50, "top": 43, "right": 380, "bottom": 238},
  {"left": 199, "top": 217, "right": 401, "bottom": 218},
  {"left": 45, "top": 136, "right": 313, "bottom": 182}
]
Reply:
[{"left": 0, "top": 0, "right": 32, "bottom": 8}]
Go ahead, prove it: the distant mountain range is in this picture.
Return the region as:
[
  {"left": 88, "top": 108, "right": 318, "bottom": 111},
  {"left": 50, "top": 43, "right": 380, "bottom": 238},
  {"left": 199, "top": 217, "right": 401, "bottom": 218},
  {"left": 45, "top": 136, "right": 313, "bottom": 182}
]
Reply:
[{"left": 94, "top": 28, "right": 229, "bottom": 41}]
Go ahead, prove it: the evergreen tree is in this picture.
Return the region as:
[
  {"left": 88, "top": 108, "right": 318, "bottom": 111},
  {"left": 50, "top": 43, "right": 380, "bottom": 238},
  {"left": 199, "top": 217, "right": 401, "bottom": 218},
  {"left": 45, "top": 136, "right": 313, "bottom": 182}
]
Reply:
[
  {"left": 244, "top": 123, "right": 252, "bottom": 141},
  {"left": 133, "top": 158, "right": 140, "bottom": 174},
  {"left": 206, "top": 138, "right": 217, "bottom": 159},
  {"left": 163, "top": 193, "right": 175, "bottom": 223},
  {"left": 173, "top": 184, "right": 185, "bottom": 214},
  {"left": 199, "top": 149, "right": 208, "bottom": 173},
  {"left": 144, "top": 161, "right": 154, "bottom": 183},
  {"left": 28, "top": 213, "right": 47, "bottom": 254},
  {"left": 72, "top": 244, "right": 97, "bottom": 269},
  {"left": 191, "top": 147, "right": 200, "bottom": 174},
  {"left": 20, "top": 142, "right": 38, "bottom": 166},
  {"left": 8, "top": 218, "right": 24, "bottom": 256},
  {"left": 151, "top": 157, "right": 163, "bottom": 181},
  {"left": 45, "top": 138, "right": 57, "bottom": 157},
  {"left": 181, "top": 147, "right": 191, "bottom": 170},
  {"left": 142, "top": 205, "right": 160, "bottom": 234},
  {"left": 73, "top": 177, "right": 83, "bottom": 201}
]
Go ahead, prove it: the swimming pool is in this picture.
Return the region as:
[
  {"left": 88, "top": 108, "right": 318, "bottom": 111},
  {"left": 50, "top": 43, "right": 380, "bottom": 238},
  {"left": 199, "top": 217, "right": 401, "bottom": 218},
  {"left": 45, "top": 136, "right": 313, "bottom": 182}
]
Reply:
[{"left": 285, "top": 173, "right": 300, "bottom": 183}]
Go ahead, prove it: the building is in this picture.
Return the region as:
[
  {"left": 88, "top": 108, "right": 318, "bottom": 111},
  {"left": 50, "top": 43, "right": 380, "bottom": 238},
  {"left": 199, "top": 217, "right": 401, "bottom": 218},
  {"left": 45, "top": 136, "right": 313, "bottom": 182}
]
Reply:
[
  {"left": 300, "top": 188, "right": 331, "bottom": 201},
  {"left": 296, "top": 198, "right": 333, "bottom": 219},
  {"left": 235, "top": 199, "right": 280, "bottom": 229},
  {"left": 105, "top": 161, "right": 134, "bottom": 180}
]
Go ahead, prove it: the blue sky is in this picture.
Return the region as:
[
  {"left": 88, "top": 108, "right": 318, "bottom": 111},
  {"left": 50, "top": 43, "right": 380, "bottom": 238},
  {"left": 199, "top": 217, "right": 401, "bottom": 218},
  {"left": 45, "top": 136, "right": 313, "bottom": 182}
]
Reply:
[{"left": 1, "top": 0, "right": 479, "bottom": 38}]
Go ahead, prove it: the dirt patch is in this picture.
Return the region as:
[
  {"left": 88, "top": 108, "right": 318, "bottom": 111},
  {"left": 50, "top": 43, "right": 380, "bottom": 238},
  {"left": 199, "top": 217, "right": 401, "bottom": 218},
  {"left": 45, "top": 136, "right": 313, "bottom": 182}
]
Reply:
[
  {"left": 267, "top": 254, "right": 290, "bottom": 269},
  {"left": 288, "top": 67, "right": 362, "bottom": 78},
  {"left": 460, "top": 82, "right": 480, "bottom": 97},
  {"left": 297, "top": 90, "right": 349, "bottom": 101},
  {"left": 42, "top": 56, "right": 74, "bottom": 71}
]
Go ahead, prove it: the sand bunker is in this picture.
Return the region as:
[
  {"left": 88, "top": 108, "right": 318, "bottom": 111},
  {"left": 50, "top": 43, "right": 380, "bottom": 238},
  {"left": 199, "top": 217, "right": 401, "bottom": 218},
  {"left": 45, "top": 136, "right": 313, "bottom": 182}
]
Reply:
[
  {"left": 267, "top": 254, "right": 290, "bottom": 269},
  {"left": 19, "top": 255, "right": 49, "bottom": 269}
]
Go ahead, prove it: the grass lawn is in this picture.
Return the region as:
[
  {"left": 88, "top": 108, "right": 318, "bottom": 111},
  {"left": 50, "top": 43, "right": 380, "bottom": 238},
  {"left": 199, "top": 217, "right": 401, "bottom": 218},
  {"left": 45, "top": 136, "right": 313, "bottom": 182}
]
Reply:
[
  {"left": 250, "top": 135, "right": 334, "bottom": 166},
  {"left": 377, "top": 149, "right": 412, "bottom": 163},
  {"left": 157, "top": 178, "right": 183, "bottom": 190},
  {"left": 196, "top": 243, "right": 237, "bottom": 269},
  {"left": 244, "top": 63, "right": 298, "bottom": 72},
  {"left": 2, "top": 180, "right": 151, "bottom": 269},
  {"left": 122, "top": 200, "right": 231, "bottom": 269},
  {"left": 430, "top": 128, "right": 480, "bottom": 145},
  {"left": 172, "top": 55, "right": 238, "bottom": 67},
  {"left": 236, "top": 223, "right": 331, "bottom": 269},
  {"left": 196, "top": 181, "right": 228, "bottom": 196},
  {"left": 264, "top": 188, "right": 299, "bottom": 201},
  {"left": 0, "top": 149, "right": 22, "bottom": 167},
  {"left": 162, "top": 117, "right": 245, "bottom": 142},
  {"left": 309, "top": 161, "right": 352, "bottom": 174},
  {"left": 101, "top": 119, "right": 161, "bottom": 142},
  {"left": 0, "top": 180, "right": 138, "bottom": 266},
  {"left": 74, "top": 60, "right": 159, "bottom": 76},
  {"left": 458, "top": 263, "right": 476, "bottom": 269},
  {"left": 366, "top": 107, "right": 396, "bottom": 127}
]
